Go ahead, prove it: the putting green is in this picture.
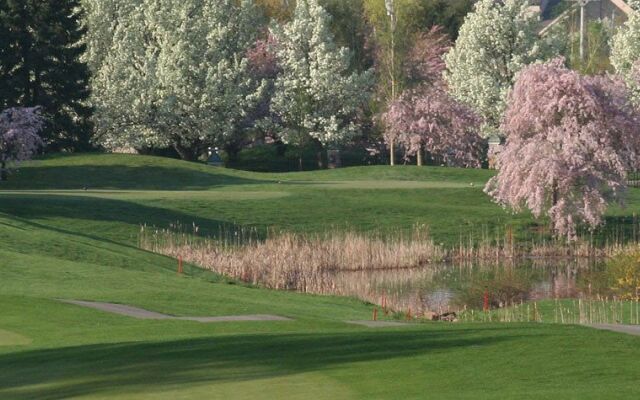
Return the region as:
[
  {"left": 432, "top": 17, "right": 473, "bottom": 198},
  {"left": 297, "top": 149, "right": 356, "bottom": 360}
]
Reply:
[
  {"left": 304, "top": 180, "right": 480, "bottom": 189},
  {"left": 0, "top": 329, "right": 31, "bottom": 346}
]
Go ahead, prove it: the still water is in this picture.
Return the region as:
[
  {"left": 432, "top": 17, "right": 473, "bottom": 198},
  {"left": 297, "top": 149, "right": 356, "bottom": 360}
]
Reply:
[{"left": 330, "top": 259, "right": 605, "bottom": 314}]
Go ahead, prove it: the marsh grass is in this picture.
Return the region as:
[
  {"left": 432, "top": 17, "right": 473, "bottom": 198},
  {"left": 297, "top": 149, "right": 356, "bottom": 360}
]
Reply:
[
  {"left": 458, "top": 298, "right": 640, "bottom": 325},
  {"left": 139, "top": 224, "right": 638, "bottom": 315}
]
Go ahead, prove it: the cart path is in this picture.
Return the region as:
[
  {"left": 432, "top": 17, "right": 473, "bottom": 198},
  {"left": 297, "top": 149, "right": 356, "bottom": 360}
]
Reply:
[
  {"left": 58, "top": 299, "right": 292, "bottom": 322},
  {"left": 587, "top": 324, "right": 640, "bottom": 336}
]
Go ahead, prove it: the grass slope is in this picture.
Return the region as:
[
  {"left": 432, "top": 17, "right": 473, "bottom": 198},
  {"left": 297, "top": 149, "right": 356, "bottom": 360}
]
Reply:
[
  {"left": 1, "top": 154, "right": 639, "bottom": 399},
  {"left": 0, "top": 153, "right": 545, "bottom": 246},
  {"left": 3, "top": 153, "right": 639, "bottom": 245}
]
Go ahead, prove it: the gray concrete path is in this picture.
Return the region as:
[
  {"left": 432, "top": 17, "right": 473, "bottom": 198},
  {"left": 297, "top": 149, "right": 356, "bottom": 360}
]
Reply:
[
  {"left": 58, "top": 299, "right": 292, "bottom": 323},
  {"left": 346, "top": 320, "right": 411, "bottom": 328},
  {"left": 587, "top": 324, "right": 640, "bottom": 336}
]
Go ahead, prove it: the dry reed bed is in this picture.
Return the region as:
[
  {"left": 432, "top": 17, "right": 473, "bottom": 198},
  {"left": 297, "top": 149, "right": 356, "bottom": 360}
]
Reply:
[
  {"left": 140, "top": 228, "right": 445, "bottom": 292},
  {"left": 139, "top": 226, "right": 629, "bottom": 313},
  {"left": 451, "top": 238, "right": 624, "bottom": 259}
]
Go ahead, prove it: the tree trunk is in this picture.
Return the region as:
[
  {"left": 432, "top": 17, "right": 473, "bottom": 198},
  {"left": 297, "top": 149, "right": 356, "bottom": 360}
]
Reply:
[
  {"left": 223, "top": 142, "right": 241, "bottom": 164},
  {"left": 173, "top": 143, "right": 199, "bottom": 162},
  {"left": 299, "top": 153, "right": 303, "bottom": 171},
  {"left": 0, "top": 161, "right": 7, "bottom": 181},
  {"left": 317, "top": 151, "right": 324, "bottom": 169},
  {"left": 417, "top": 146, "right": 423, "bottom": 166},
  {"left": 390, "top": 140, "right": 395, "bottom": 166}
]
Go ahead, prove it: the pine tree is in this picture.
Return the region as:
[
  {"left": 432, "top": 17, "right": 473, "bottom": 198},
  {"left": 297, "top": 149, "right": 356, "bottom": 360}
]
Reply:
[{"left": 0, "top": 0, "right": 92, "bottom": 151}]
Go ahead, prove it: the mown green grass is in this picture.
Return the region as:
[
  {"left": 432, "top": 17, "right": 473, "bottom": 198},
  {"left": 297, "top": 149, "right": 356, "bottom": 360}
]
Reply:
[
  {"left": 1, "top": 153, "right": 640, "bottom": 399},
  {"left": 0, "top": 153, "right": 539, "bottom": 246},
  {"left": 3, "top": 153, "right": 640, "bottom": 245}
]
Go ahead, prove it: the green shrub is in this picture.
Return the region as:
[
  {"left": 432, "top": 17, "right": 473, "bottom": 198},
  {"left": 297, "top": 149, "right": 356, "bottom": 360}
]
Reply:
[
  {"left": 454, "top": 272, "right": 532, "bottom": 310},
  {"left": 607, "top": 248, "right": 640, "bottom": 300},
  {"left": 222, "top": 143, "right": 323, "bottom": 172}
]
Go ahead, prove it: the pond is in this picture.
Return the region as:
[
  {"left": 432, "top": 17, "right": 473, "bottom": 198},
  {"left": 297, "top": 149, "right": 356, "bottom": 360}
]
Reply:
[{"left": 329, "top": 259, "right": 606, "bottom": 315}]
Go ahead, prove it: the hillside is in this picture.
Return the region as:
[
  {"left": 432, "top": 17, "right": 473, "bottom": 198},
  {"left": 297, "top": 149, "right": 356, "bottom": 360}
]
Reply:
[
  {"left": 1, "top": 154, "right": 640, "bottom": 399},
  {"left": 0, "top": 154, "right": 520, "bottom": 246}
]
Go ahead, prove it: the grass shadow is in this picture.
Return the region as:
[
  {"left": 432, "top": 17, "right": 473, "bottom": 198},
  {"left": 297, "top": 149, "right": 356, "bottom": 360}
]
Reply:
[
  {"left": 0, "top": 165, "right": 266, "bottom": 190},
  {"left": 0, "top": 194, "right": 247, "bottom": 240},
  {"left": 0, "top": 328, "right": 521, "bottom": 399}
]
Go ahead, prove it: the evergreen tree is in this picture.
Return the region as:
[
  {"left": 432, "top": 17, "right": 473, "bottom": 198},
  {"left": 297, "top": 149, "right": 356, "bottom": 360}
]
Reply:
[{"left": 0, "top": 0, "right": 92, "bottom": 151}]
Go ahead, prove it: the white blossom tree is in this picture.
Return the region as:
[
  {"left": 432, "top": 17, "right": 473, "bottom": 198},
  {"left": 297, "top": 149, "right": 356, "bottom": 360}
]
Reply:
[
  {"left": 81, "top": 0, "right": 141, "bottom": 75},
  {"left": 444, "top": 0, "right": 547, "bottom": 137},
  {"left": 270, "top": 0, "right": 373, "bottom": 166},
  {"left": 90, "top": 0, "right": 267, "bottom": 160},
  {"left": 611, "top": 0, "right": 640, "bottom": 105}
]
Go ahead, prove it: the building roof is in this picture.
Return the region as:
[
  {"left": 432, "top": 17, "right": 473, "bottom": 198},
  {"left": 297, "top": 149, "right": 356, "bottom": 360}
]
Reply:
[{"left": 539, "top": 0, "right": 633, "bottom": 36}]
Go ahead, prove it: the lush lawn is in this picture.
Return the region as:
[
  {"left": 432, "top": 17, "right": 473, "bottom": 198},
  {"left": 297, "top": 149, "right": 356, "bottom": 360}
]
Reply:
[
  {"left": 1, "top": 153, "right": 640, "bottom": 399},
  {"left": 0, "top": 153, "right": 567, "bottom": 246}
]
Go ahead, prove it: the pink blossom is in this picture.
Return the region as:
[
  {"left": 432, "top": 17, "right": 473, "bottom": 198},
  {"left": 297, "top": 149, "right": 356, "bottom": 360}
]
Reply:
[
  {"left": 485, "top": 58, "right": 640, "bottom": 239},
  {"left": 383, "top": 83, "right": 483, "bottom": 167},
  {"left": 405, "top": 26, "right": 451, "bottom": 87},
  {"left": 246, "top": 32, "right": 280, "bottom": 80},
  {"left": 382, "top": 26, "right": 482, "bottom": 167},
  {"left": 0, "top": 107, "right": 45, "bottom": 180}
]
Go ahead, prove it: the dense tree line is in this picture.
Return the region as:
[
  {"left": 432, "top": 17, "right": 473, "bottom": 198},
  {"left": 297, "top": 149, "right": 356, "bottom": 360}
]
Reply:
[
  {"left": 0, "top": 0, "right": 91, "bottom": 151},
  {"left": 3, "top": 0, "right": 640, "bottom": 239},
  {"left": 0, "top": 0, "right": 474, "bottom": 156}
]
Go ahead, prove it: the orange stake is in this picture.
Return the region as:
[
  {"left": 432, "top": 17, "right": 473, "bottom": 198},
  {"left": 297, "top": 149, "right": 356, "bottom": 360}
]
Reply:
[
  {"left": 407, "top": 307, "right": 412, "bottom": 321},
  {"left": 373, "top": 307, "right": 378, "bottom": 321},
  {"left": 483, "top": 290, "right": 490, "bottom": 312},
  {"left": 178, "top": 256, "right": 183, "bottom": 275}
]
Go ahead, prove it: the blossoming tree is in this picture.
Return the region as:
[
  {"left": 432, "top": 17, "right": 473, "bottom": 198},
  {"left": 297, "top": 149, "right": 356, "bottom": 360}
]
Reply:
[
  {"left": 0, "top": 107, "right": 44, "bottom": 181},
  {"left": 444, "top": 0, "right": 545, "bottom": 137},
  {"left": 383, "top": 84, "right": 483, "bottom": 167},
  {"left": 611, "top": 0, "right": 640, "bottom": 105},
  {"left": 485, "top": 59, "right": 640, "bottom": 239},
  {"left": 270, "top": 0, "right": 373, "bottom": 168},
  {"left": 90, "top": 0, "right": 267, "bottom": 160},
  {"left": 383, "top": 26, "right": 483, "bottom": 167},
  {"left": 81, "top": 0, "right": 140, "bottom": 76}
]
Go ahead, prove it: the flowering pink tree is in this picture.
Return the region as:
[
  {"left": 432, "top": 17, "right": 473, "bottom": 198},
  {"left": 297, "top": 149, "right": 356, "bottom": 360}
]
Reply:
[
  {"left": 405, "top": 26, "right": 451, "bottom": 87},
  {"left": 383, "top": 84, "right": 484, "bottom": 167},
  {"left": 383, "top": 26, "right": 483, "bottom": 167},
  {"left": 246, "top": 33, "right": 280, "bottom": 80},
  {"left": 0, "top": 107, "right": 45, "bottom": 181},
  {"left": 485, "top": 59, "right": 640, "bottom": 239}
]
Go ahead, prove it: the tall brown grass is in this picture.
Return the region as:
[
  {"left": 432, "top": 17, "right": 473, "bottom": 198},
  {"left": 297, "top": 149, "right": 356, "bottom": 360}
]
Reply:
[
  {"left": 140, "top": 226, "right": 445, "bottom": 288},
  {"left": 139, "top": 224, "right": 632, "bottom": 314}
]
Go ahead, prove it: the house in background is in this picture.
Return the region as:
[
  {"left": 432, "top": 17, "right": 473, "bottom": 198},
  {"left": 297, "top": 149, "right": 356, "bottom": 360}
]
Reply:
[{"left": 537, "top": 0, "right": 633, "bottom": 35}]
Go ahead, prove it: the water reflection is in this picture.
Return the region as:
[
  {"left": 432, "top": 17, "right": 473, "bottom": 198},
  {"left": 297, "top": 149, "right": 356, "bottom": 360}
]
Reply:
[{"left": 330, "top": 259, "right": 604, "bottom": 314}]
